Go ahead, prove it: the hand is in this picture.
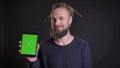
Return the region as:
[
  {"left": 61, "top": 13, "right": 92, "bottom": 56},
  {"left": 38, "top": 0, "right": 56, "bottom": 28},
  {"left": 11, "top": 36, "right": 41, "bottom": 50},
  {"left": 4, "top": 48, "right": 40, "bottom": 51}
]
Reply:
[{"left": 18, "top": 41, "right": 40, "bottom": 62}]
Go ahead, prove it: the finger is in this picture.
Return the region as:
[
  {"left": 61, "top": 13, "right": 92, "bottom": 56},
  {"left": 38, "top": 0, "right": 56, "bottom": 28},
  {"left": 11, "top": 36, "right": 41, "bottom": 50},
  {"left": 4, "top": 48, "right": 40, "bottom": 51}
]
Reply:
[
  {"left": 36, "top": 43, "right": 40, "bottom": 53},
  {"left": 18, "top": 50, "right": 21, "bottom": 52},
  {"left": 37, "top": 43, "right": 40, "bottom": 51},
  {"left": 19, "top": 40, "right": 21, "bottom": 44},
  {"left": 37, "top": 43, "right": 40, "bottom": 49},
  {"left": 36, "top": 43, "right": 40, "bottom": 57},
  {"left": 19, "top": 45, "right": 21, "bottom": 48}
]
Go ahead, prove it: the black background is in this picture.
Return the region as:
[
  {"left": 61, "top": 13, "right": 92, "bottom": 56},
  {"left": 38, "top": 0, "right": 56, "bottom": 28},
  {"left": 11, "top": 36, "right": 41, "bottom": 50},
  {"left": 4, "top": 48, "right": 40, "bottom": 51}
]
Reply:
[{"left": 1, "top": 0, "right": 120, "bottom": 68}]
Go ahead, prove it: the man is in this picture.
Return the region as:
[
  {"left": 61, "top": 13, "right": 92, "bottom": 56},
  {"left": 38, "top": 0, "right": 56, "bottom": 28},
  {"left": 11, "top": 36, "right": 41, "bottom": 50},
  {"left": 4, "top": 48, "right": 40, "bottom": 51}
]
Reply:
[{"left": 20, "top": 2, "right": 92, "bottom": 68}]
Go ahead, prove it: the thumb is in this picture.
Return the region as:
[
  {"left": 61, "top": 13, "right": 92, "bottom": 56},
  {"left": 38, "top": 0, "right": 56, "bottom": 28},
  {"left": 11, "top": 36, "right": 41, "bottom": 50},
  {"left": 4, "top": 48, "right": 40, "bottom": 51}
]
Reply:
[
  {"left": 37, "top": 43, "right": 40, "bottom": 53},
  {"left": 36, "top": 43, "right": 40, "bottom": 57}
]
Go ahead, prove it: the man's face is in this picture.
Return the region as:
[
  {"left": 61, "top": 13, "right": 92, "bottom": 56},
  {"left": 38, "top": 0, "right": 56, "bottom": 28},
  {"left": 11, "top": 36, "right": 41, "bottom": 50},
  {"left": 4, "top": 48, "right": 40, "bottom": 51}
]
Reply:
[{"left": 50, "top": 7, "right": 72, "bottom": 38}]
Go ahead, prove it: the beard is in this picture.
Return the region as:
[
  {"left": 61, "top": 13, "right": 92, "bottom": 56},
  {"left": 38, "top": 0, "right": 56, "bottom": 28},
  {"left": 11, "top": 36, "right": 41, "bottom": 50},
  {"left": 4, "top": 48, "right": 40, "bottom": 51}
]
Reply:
[{"left": 50, "top": 25, "right": 70, "bottom": 38}]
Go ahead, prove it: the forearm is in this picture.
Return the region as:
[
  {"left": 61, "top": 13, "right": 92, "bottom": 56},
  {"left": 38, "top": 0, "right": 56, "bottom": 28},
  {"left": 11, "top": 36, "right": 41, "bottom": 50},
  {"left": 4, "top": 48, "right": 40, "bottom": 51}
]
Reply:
[{"left": 28, "top": 60, "right": 40, "bottom": 68}]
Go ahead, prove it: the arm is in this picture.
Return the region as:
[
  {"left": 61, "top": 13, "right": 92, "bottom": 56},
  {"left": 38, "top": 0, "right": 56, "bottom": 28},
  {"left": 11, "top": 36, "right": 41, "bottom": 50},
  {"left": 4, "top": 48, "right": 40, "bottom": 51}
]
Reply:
[
  {"left": 25, "top": 43, "right": 44, "bottom": 68},
  {"left": 28, "top": 45, "right": 44, "bottom": 68},
  {"left": 82, "top": 42, "right": 92, "bottom": 68},
  {"left": 28, "top": 60, "right": 40, "bottom": 68}
]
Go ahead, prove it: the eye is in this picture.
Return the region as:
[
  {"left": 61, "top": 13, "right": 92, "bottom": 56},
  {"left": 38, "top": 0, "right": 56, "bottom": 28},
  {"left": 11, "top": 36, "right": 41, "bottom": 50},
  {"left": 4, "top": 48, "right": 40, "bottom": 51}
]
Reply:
[{"left": 59, "top": 17, "right": 64, "bottom": 20}]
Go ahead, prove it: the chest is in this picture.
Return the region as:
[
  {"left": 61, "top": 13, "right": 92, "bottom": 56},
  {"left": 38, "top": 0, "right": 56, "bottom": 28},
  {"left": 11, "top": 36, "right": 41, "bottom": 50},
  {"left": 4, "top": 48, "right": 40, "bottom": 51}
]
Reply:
[{"left": 46, "top": 46, "right": 83, "bottom": 68}]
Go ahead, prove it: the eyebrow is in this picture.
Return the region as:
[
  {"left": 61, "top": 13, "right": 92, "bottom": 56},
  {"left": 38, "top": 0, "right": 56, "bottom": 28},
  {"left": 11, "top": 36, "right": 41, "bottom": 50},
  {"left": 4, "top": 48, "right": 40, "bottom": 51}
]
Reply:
[
  {"left": 59, "top": 16, "right": 64, "bottom": 19},
  {"left": 51, "top": 16, "right": 64, "bottom": 19}
]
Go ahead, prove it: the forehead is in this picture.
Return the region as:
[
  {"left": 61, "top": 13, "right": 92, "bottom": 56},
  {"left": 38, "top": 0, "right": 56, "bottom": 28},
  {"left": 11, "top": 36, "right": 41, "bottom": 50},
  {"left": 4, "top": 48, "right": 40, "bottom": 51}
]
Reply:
[{"left": 51, "top": 7, "right": 69, "bottom": 18}]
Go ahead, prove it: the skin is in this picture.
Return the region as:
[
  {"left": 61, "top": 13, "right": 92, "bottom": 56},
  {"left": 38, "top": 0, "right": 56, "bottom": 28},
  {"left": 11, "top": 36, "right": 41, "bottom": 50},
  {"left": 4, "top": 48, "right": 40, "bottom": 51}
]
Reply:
[
  {"left": 19, "top": 7, "right": 74, "bottom": 62},
  {"left": 50, "top": 7, "right": 74, "bottom": 46}
]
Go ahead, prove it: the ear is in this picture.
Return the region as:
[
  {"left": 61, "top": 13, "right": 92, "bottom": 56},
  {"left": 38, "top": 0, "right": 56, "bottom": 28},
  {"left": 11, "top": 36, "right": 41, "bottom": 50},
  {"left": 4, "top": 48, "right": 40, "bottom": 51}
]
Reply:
[{"left": 69, "top": 16, "right": 73, "bottom": 25}]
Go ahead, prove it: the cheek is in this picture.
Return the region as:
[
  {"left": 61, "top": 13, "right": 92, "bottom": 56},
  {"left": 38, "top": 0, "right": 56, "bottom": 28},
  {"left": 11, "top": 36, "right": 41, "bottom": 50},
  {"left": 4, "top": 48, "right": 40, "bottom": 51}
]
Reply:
[{"left": 64, "top": 22, "right": 70, "bottom": 29}]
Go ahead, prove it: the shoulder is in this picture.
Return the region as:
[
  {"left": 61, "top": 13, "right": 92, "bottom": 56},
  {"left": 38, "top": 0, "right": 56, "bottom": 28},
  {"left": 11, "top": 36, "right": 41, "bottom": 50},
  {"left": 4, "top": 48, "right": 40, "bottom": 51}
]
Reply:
[
  {"left": 39, "top": 38, "right": 54, "bottom": 47},
  {"left": 75, "top": 36, "right": 88, "bottom": 44},
  {"left": 74, "top": 36, "right": 89, "bottom": 48},
  {"left": 74, "top": 37, "right": 91, "bottom": 52}
]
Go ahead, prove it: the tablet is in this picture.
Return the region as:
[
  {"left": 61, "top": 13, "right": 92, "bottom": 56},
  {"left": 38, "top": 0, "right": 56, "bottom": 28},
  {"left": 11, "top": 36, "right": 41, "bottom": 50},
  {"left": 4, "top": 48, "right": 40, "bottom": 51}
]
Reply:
[{"left": 20, "top": 33, "right": 38, "bottom": 57}]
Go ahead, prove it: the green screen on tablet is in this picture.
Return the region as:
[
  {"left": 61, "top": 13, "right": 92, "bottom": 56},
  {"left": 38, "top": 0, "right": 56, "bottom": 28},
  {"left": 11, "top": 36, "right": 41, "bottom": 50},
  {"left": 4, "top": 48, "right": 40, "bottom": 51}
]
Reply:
[{"left": 21, "top": 33, "right": 38, "bottom": 56}]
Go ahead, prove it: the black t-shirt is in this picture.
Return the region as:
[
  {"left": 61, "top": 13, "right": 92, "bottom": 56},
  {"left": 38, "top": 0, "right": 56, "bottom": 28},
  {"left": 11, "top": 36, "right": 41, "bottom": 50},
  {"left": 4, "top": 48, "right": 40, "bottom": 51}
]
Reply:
[{"left": 29, "top": 36, "right": 92, "bottom": 68}]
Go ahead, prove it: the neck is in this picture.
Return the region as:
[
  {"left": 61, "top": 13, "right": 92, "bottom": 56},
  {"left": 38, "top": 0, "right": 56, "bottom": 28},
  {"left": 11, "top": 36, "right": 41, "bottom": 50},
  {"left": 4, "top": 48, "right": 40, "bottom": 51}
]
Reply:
[{"left": 54, "top": 31, "right": 74, "bottom": 46}]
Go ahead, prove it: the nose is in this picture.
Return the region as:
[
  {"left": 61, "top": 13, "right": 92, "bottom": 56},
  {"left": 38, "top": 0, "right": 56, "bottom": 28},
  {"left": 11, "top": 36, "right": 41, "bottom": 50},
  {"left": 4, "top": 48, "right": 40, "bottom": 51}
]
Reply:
[{"left": 54, "top": 19, "right": 60, "bottom": 26}]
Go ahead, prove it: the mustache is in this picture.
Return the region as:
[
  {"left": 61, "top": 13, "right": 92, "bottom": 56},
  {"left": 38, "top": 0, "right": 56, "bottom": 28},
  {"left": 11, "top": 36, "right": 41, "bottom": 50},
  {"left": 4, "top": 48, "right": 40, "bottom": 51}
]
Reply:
[
  {"left": 51, "top": 26, "right": 63, "bottom": 31},
  {"left": 54, "top": 25, "right": 63, "bottom": 28}
]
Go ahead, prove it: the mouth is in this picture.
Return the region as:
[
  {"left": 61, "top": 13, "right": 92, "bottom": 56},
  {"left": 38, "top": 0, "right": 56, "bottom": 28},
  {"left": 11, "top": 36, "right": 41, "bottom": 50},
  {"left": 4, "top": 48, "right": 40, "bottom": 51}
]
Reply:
[
  {"left": 51, "top": 25, "right": 64, "bottom": 32},
  {"left": 55, "top": 25, "right": 63, "bottom": 28},
  {"left": 55, "top": 26, "right": 63, "bottom": 30}
]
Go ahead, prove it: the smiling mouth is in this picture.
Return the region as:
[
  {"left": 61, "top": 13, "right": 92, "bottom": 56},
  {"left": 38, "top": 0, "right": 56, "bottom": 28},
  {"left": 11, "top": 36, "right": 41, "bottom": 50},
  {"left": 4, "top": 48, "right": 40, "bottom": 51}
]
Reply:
[
  {"left": 55, "top": 25, "right": 63, "bottom": 28},
  {"left": 55, "top": 26, "right": 63, "bottom": 29}
]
